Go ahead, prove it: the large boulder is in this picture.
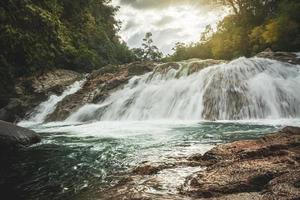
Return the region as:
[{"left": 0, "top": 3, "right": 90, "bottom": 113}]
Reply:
[
  {"left": 0, "top": 120, "right": 40, "bottom": 151},
  {"left": 0, "top": 69, "right": 83, "bottom": 122}
]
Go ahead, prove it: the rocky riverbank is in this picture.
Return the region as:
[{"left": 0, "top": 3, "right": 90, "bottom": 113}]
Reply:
[{"left": 98, "top": 126, "right": 300, "bottom": 200}]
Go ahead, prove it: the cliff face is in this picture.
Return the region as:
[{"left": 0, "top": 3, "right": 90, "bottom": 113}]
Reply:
[{"left": 98, "top": 126, "right": 300, "bottom": 200}]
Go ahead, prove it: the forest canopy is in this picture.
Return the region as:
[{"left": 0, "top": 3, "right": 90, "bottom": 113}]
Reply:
[
  {"left": 0, "top": 0, "right": 135, "bottom": 75},
  {"left": 166, "top": 0, "right": 300, "bottom": 61},
  {"left": 0, "top": 0, "right": 135, "bottom": 106}
]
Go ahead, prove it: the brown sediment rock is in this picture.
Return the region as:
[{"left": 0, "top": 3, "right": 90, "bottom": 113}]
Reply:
[{"left": 98, "top": 126, "right": 300, "bottom": 200}]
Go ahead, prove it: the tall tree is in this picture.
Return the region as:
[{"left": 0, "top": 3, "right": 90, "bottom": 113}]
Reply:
[{"left": 133, "top": 32, "right": 163, "bottom": 61}]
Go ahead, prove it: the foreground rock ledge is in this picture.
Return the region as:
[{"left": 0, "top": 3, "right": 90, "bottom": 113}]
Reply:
[
  {"left": 0, "top": 120, "right": 41, "bottom": 151},
  {"left": 99, "top": 126, "right": 300, "bottom": 200}
]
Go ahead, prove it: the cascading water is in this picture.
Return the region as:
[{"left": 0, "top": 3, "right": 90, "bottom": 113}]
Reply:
[
  {"left": 22, "top": 79, "right": 85, "bottom": 124},
  {"left": 67, "top": 57, "right": 300, "bottom": 122},
  {"left": 13, "top": 56, "right": 300, "bottom": 200}
]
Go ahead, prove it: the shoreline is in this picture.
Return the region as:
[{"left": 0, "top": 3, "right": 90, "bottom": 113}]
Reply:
[{"left": 98, "top": 126, "right": 300, "bottom": 200}]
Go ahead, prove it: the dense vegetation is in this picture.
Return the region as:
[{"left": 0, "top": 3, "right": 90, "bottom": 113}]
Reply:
[
  {"left": 0, "top": 0, "right": 134, "bottom": 107},
  {"left": 167, "top": 0, "right": 300, "bottom": 61}
]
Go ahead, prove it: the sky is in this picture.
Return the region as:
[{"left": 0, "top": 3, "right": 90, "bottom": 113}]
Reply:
[{"left": 111, "top": 0, "right": 227, "bottom": 55}]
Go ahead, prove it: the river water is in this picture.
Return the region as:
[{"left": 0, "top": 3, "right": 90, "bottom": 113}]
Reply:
[
  {"left": 5, "top": 56, "right": 300, "bottom": 199},
  {"left": 3, "top": 119, "right": 300, "bottom": 199}
]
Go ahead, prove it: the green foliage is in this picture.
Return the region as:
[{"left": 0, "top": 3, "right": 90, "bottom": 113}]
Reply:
[
  {"left": 0, "top": 0, "right": 134, "bottom": 74},
  {"left": 169, "top": 0, "right": 300, "bottom": 61},
  {"left": 0, "top": 0, "right": 134, "bottom": 106},
  {"left": 132, "top": 32, "right": 163, "bottom": 61}
]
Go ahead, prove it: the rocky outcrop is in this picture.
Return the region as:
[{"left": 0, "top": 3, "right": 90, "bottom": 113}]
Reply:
[
  {"left": 184, "top": 126, "right": 300, "bottom": 199},
  {"left": 99, "top": 126, "right": 300, "bottom": 200},
  {"left": 256, "top": 48, "right": 300, "bottom": 64},
  {"left": 0, "top": 120, "right": 40, "bottom": 151},
  {"left": 46, "top": 61, "right": 155, "bottom": 122},
  {"left": 149, "top": 59, "right": 225, "bottom": 79},
  {"left": 0, "top": 69, "right": 82, "bottom": 122}
]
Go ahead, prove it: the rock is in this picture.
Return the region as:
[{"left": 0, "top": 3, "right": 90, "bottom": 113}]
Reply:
[
  {"left": 256, "top": 49, "right": 300, "bottom": 64},
  {"left": 0, "top": 69, "right": 82, "bottom": 122},
  {"left": 132, "top": 163, "right": 175, "bottom": 175},
  {"left": 99, "top": 127, "right": 300, "bottom": 200},
  {"left": 178, "top": 59, "right": 225, "bottom": 77},
  {"left": 262, "top": 170, "right": 300, "bottom": 199},
  {"left": 46, "top": 62, "right": 155, "bottom": 122},
  {"left": 149, "top": 59, "right": 225, "bottom": 79},
  {"left": 181, "top": 126, "right": 300, "bottom": 199},
  {"left": 29, "top": 69, "right": 82, "bottom": 95},
  {"left": 0, "top": 120, "right": 40, "bottom": 151}
]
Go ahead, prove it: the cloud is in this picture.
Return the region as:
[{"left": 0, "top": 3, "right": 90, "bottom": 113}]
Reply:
[
  {"left": 112, "top": 0, "right": 227, "bottom": 54},
  {"left": 126, "top": 27, "right": 191, "bottom": 54},
  {"left": 118, "top": 0, "right": 212, "bottom": 10},
  {"left": 154, "top": 16, "right": 174, "bottom": 27},
  {"left": 127, "top": 32, "right": 145, "bottom": 47},
  {"left": 123, "top": 20, "right": 138, "bottom": 31}
]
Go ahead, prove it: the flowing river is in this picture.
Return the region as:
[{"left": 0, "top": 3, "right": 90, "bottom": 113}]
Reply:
[{"left": 7, "top": 56, "right": 300, "bottom": 199}]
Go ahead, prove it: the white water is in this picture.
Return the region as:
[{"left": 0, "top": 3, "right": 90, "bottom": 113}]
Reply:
[
  {"left": 67, "top": 57, "right": 300, "bottom": 122},
  {"left": 20, "top": 79, "right": 85, "bottom": 125},
  {"left": 19, "top": 57, "right": 300, "bottom": 127}
]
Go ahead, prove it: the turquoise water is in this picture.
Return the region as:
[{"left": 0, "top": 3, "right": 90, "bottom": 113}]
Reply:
[{"left": 0, "top": 121, "right": 284, "bottom": 199}]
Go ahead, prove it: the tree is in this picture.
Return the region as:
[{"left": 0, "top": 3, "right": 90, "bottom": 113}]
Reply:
[
  {"left": 200, "top": 25, "right": 213, "bottom": 43},
  {"left": 169, "top": 0, "right": 300, "bottom": 61},
  {"left": 0, "top": 0, "right": 135, "bottom": 107},
  {"left": 133, "top": 32, "right": 163, "bottom": 61}
]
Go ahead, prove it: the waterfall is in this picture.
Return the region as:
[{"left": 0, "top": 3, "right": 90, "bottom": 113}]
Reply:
[
  {"left": 67, "top": 57, "right": 300, "bottom": 122},
  {"left": 23, "top": 79, "right": 86, "bottom": 124}
]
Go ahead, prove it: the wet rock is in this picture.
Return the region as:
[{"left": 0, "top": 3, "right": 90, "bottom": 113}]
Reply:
[
  {"left": 0, "top": 69, "right": 82, "bottom": 122},
  {"left": 99, "top": 127, "right": 300, "bottom": 200},
  {"left": 46, "top": 62, "right": 155, "bottom": 122},
  {"left": 152, "top": 62, "right": 181, "bottom": 74},
  {"left": 132, "top": 163, "right": 175, "bottom": 175},
  {"left": 178, "top": 59, "right": 225, "bottom": 77},
  {"left": 29, "top": 69, "right": 82, "bottom": 95},
  {"left": 256, "top": 48, "right": 300, "bottom": 65},
  {"left": 149, "top": 59, "right": 225, "bottom": 79},
  {"left": 181, "top": 126, "right": 300, "bottom": 199},
  {"left": 0, "top": 120, "right": 40, "bottom": 151}
]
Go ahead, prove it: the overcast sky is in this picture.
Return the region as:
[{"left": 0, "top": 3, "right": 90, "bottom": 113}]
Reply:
[{"left": 111, "top": 0, "right": 227, "bottom": 54}]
